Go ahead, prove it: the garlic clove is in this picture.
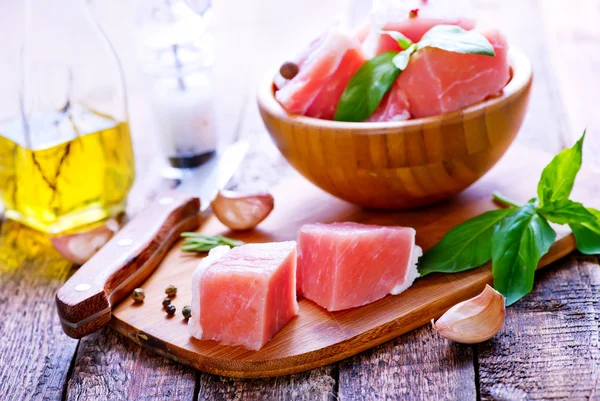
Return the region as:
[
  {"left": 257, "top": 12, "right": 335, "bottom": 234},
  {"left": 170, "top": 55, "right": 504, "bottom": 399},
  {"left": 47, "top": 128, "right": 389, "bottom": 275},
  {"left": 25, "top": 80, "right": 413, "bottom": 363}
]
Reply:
[
  {"left": 211, "top": 190, "right": 274, "bottom": 231},
  {"left": 433, "top": 284, "right": 505, "bottom": 344},
  {"left": 51, "top": 219, "right": 120, "bottom": 265}
]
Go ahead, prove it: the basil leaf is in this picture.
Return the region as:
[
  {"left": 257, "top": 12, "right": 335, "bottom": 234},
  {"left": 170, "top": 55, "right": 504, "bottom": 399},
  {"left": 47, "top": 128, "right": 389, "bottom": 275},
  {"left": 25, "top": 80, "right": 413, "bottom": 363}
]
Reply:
[
  {"left": 417, "top": 25, "right": 495, "bottom": 56},
  {"left": 492, "top": 203, "right": 556, "bottom": 305},
  {"left": 418, "top": 208, "right": 513, "bottom": 276},
  {"left": 537, "top": 199, "right": 595, "bottom": 224},
  {"left": 334, "top": 52, "right": 400, "bottom": 122},
  {"left": 570, "top": 207, "right": 600, "bottom": 255},
  {"left": 380, "top": 30, "right": 413, "bottom": 50},
  {"left": 537, "top": 131, "right": 585, "bottom": 206},
  {"left": 392, "top": 44, "right": 417, "bottom": 70}
]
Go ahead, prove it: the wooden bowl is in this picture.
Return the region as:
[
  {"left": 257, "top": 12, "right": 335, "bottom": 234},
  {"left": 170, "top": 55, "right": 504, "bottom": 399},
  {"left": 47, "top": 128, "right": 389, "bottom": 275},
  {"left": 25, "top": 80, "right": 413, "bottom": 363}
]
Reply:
[{"left": 257, "top": 47, "right": 533, "bottom": 209}]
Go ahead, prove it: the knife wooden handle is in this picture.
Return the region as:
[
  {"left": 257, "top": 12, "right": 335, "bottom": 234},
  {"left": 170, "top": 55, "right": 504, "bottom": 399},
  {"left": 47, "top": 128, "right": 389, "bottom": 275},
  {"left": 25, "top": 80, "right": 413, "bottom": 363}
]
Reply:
[{"left": 56, "top": 191, "right": 201, "bottom": 339}]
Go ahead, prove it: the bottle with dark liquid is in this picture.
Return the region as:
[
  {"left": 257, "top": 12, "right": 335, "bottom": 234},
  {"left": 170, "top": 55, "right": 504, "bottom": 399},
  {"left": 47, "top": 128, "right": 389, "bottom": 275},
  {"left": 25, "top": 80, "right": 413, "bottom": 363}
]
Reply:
[{"left": 0, "top": 0, "right": 135, "bottom": 233}]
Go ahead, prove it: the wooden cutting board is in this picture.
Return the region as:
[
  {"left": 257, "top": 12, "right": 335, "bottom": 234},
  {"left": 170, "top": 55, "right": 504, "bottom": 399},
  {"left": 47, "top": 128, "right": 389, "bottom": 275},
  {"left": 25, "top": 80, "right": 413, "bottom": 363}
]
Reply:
[{"left": 110, "top": 144, "right": 599, "bottom": 378}]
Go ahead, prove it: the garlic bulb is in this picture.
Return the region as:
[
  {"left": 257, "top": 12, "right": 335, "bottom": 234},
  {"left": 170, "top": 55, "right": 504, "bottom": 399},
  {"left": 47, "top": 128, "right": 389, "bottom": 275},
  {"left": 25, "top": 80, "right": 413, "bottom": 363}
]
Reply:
[
  {"left": 211, "top": 190, "right": 275, "bottom": 231},
  {"left": 51, "top": 219, "right": 120, "bottom": 265},
  {"left": 433, "top": 284, "right": 505, "bottom": 344}
]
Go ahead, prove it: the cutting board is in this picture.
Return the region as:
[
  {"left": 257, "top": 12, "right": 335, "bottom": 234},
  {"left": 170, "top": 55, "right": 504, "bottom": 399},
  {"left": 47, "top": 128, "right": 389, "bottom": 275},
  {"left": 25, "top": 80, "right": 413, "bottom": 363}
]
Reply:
[{"left": 110, "top": 144, "right": 599, "bottom": 378}]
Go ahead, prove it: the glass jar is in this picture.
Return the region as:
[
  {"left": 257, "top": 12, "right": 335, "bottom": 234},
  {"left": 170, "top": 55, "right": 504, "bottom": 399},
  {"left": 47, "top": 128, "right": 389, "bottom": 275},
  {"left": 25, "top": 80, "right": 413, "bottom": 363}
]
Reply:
[
  {"left": 0, "top": 0, "right": 135, "bottom": 234},
  {"left": 135, "top": 0, "right": 218, "bottom": 174}
]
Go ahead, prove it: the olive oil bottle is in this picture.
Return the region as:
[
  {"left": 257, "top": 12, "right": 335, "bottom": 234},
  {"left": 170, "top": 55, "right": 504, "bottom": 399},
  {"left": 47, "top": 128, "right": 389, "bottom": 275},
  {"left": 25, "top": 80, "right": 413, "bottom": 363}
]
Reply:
[
  {"left": 0, "top": 105, "right": 134, "bottom": 233},
  {"left": 0, "top": 0, "right": 135, "bottom": 233}
]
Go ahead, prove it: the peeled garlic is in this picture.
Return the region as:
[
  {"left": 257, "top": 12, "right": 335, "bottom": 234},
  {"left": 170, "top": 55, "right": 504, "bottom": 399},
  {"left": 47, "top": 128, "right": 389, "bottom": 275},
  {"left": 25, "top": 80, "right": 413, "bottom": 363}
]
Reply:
[
  {"left": 432, "top": 284, "right": 505, "bottom": 344},
  {"left": 51, "top": 219, "right": 120, "bottom": 265},
  {"left": 211, "top": 190, "right": 274, "bottom": 231}
]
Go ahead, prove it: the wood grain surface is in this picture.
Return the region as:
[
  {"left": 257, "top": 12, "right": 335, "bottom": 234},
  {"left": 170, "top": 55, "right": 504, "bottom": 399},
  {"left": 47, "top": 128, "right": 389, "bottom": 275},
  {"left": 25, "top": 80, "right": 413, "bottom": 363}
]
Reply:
[
  {"left": 107, "top": 143, "right": 599, "bottom": 378},
  {"left": 65, "top": 328, "right": 197, "bottom": 401},
  {"left": 0, "top": 222, "right": 78, "bottom": 401},
  {"left": 477, "top": 255, "right": 600, "bottom": 400},
  {"left": 1, "top": 0, "right": 599, "bottom": 399},
  {"left": 338, "top": 325, "right": 476, "bottom": 400}
]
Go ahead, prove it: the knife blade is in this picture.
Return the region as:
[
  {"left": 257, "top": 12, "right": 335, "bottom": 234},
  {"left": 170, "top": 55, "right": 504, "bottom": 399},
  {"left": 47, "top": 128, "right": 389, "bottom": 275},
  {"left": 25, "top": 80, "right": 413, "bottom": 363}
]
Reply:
[
  {"left": 176, "top": 140, "right": 249, "bottom": 212},
  {"left": 55, "top": 141, "right": 248, "bottom": 338}
]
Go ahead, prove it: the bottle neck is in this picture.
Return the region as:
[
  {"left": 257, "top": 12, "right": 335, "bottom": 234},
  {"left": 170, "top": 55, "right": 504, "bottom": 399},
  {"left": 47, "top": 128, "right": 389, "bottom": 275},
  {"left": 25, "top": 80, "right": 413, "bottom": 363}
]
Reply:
[{"left": 19, "top": 0, "right": 127, "bottom": 123}]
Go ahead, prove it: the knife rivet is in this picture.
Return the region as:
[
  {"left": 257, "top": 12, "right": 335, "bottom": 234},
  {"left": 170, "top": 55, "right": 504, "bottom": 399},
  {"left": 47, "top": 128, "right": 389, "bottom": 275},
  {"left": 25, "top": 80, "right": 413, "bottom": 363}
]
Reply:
[
  {"left": 118, "top": 238, "right": 133, "bottom": 247},
  {"left": 158, "top": 197, "right": 174, "bottom": 205},
  {"left": 75, "top": 283, "right": 91, "bottom": 292}
]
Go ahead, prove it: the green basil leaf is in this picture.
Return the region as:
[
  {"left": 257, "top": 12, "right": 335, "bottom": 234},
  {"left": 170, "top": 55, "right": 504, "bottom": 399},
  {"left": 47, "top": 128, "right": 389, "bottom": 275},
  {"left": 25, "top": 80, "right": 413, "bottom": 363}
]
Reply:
[
  {"left": 537, "top": 199, "right": 595, "bottom": 224},
  {"left": 492, "top": 203, "right": 556, "bottom": 305},
  {"left": 418, "top": 208, "right": 513, "bottom": 276},
  {"left": 537, "top": 131, "right": 585, "bottom": 206},
  {"left": 417, "top": 24, "right": 495, "bottom": 56},
  {"left": 380, "top": 29, "right": 413, "bottom": 50},
  {"left": 334, "top": 52, "right": 400, "bottom": 122},
  {"left": 392, "top": 44, "right": 417, "bottom": 70},
  {"left": 570, "top": 207, "right": 600, "bottom": 255}
]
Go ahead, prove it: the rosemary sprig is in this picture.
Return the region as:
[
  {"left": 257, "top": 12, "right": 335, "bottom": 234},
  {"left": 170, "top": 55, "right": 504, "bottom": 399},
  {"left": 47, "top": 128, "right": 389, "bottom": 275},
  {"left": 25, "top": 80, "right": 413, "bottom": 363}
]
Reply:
[{"left": 180, "top": 232, "right": 244, "bottom": 253}]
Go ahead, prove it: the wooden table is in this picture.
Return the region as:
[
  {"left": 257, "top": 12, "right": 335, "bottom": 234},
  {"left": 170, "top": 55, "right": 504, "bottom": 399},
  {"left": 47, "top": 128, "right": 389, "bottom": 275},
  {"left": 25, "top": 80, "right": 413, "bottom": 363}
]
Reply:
[{"left": 1, "top": 0, "right": 600, "bottom": 399}]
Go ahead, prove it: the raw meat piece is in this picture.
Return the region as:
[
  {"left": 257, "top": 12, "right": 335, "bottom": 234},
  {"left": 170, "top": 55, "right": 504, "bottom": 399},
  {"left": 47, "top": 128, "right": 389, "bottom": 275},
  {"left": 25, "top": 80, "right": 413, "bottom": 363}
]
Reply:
[
  {"left": 394, "top": 29, "right": 509, "bottom": 118},
  {"left": 304, "top": 45, "right": 366, "bottom": 120},
  {"left": 189, "top": 242, "right": 298, "bottom": 351},
  {"left": 297, "top": 222, "right": 422, "bottom": 311},
  {"left": 274, "top": 34, "right": 326, "bottom": 90},
  {"left": 275, "top": 29, "right": 367, "bottom": 119},
  {"left": 362, "top": 17, "right": 476, "bottom": 57}
]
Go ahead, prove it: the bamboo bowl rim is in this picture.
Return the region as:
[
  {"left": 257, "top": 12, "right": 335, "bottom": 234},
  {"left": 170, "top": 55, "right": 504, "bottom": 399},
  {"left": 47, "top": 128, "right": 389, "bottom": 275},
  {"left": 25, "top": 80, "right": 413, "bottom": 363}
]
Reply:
[{"left": 258, "top": 46, "right": 532, "bottom": 131}]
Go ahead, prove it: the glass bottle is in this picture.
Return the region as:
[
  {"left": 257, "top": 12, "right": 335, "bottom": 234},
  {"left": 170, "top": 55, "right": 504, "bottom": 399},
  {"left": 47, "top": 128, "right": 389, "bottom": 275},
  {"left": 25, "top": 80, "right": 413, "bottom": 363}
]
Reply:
[{"left": 0, "top": 0, "right": 135, "bottom": 234}]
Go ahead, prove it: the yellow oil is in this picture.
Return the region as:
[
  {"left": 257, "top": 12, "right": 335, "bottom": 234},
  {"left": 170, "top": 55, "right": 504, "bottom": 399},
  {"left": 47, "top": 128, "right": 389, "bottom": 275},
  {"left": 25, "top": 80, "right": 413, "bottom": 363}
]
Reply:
[{"left": 0, "top": 105, "right": 135, "bottom": 233}]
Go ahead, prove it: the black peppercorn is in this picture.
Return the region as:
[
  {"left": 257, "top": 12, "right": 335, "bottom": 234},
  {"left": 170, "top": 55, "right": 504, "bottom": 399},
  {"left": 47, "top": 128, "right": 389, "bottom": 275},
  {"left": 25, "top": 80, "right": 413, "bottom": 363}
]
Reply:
[
  {"left": 132, "top": 288, "right": 145, "bottom": 302},
  {"left": 162, "top": 297, "right": 171, "bottom": 308},
  {"left": 166, "top": 304, "right": 176, "bottom": 316},
  {"left": 182, "top": 305, "right": 192, "bottom": 320},
  {"left": 165, "top": 285, "right": 177, "bottom": 297}
]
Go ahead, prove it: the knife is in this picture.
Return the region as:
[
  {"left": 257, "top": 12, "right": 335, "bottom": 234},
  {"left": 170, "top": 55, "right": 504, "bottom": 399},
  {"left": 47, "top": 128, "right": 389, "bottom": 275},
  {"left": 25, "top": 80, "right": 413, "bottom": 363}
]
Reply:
[{"left": 55, "top": 141, "right": 248, "bottom": 339}]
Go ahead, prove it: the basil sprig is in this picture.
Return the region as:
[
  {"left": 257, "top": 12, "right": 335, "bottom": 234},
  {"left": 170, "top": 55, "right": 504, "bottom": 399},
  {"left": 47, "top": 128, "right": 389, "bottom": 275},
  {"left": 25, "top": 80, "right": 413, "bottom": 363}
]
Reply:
[
  {"left": 335, "top": 25, "right": 495, "bottom": 122},
  {"left": 537, "top": 133, "right": 585, "bottom": 205},
  {"left": 419, "top": 131, "right": 600, "bottom": 305},
  {"left": 417, "top": 25, "right": 495, "bottom": 56},
  {"left": 491, "top": 201, "right": 556, "bottom": 305},
  {"left": 418, "top": 208, "right": 512, "bottom": 275},
  {"left": 334, "top": 52, "right": 401, "bottom": 122},
  {"left": 570, "top": 208, "right": 600, "bottom": 255}
]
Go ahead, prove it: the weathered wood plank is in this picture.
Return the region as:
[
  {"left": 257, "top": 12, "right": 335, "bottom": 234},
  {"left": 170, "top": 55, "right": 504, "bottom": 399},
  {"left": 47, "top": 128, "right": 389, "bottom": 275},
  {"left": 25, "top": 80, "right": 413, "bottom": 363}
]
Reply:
[
  {"left": 338, "top": 326, "right": 476, "bottom": 400},
  {"left": 477, "top": 255, "right": 600, "bottom": 400},
  {"left": 0, "top": 221, "right": 78, "bottom": 401},
  {"left": 64, "top": 328, "right": 196, "bottom": 401},
  {"left": 198, "top": 366, "right": 337, "bottom": 401}
]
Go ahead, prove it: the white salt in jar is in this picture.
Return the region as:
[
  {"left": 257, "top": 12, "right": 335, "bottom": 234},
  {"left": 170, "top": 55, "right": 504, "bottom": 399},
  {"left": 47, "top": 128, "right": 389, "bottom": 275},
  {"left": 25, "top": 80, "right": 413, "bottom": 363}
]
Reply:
[
  {"left": 149, "top": 64, "right": 217, "bottom": 168},
  {"left": 136, "top": 0, "right": 217, "bottom": 171}
]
